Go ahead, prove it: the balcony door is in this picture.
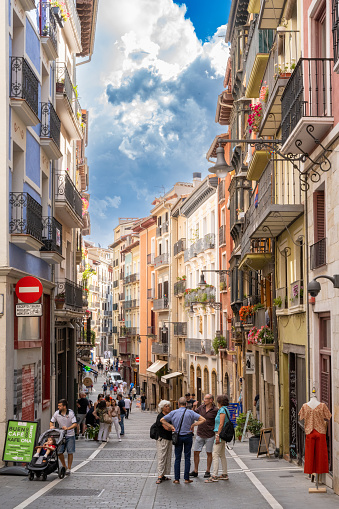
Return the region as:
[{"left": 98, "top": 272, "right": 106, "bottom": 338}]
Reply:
[{"left": 319, "top": 313, "right": 332, "bottom": 473}]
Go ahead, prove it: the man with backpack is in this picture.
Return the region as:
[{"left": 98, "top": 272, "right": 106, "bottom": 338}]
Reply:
[{"left": 189, "top": 394, "right": 218, "bottom": 478}]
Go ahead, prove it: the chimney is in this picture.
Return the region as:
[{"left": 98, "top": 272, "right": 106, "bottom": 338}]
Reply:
[{"left": 193, "top": 172, "right": 201, "bottom": 188}]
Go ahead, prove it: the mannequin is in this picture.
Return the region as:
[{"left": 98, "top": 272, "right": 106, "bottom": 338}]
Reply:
[{"left": 298, "top": 388, "right": 331, "bottom": 493}]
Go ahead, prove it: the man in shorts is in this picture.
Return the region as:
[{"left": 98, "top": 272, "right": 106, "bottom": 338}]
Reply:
[
  {"left": 50, "top": 399, "right": 77, "bottom": 475},
  {"left": 189, "top": 394, "right": 218, "bottom": 478}
]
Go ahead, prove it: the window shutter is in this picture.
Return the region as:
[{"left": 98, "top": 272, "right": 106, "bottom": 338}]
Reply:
[
  {"left": 314, "top": 191, "right": 325, "bottom": 242},
  {"left": 158, "top": 283, "right": 162, "bottom": 299}
]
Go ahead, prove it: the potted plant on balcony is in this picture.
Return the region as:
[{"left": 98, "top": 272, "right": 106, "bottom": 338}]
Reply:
[
  {"left": 212, "top": 336, "right": 227, "bottom": 354},
  {"left": 256, "top": 326, "right": 274, "bottom": 345},
  {"left": 239, "top": 305, "right": 254, "bottom": 323},
  {"left": 51, "top": 1, "right": 69, "bottom": 27},
  {"left": 273, "top": 296, "right": 282, "bottom": 308},
  {"left": 248, "top": 416, "right": 263, "bottom": 453},
  {"left": 248, "top": 102, "right": 263, "bottom": 134},
  {"left": 55, "top": 292, "right": 65, "bottom": 310}
]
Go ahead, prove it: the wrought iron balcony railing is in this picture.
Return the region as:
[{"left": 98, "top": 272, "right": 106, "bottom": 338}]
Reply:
[
  {"left": 174, "top": 280, "right": 186, "bottom": 296},
  {"left": 152, "top": 343, "right": 168, "bottom": 355},
  {"left": 185, "top": 338, "right": 216, "bottom": 356},
  {"left": 333, "top": 0, "right": 339, "bottom": 67},
  {"left": 41, "top": 216, "right": 62, "bottom": 254},
  {"left": 55, "top": 171, "right": 83, "bottom": 219},
  {"left": 184, "top": 287, "right": 216, "bottom": 307},
  {"left": 183, "top": 233, "right": 216, "bottom": 261},
  {"left": 173, "top": 322, "right": 187, "bottom": 336},
  {"left": 112, "top": 326, "right": 118, "bottom": 334},
  {"left": 10, "top": 57, "right": 39, "bottom": 118},
  {"left": 9, "top": 192, "right": 42, "bottom": 241},
  {"left": 281, "top": 58, "right": 333, "bottom": 147},
  {"left": 56, "top": 63, "right": 82, "bottom": 122},
  {"left": 40, "top": 2, "right": 58, "bottom": 51},
  {"left": 113, "top": 303, "right": 118, "bottom": 311},
  {"left": 125, "top": 326, "right": 139, "bottom": 335},
  {"left": 56, "top": 279, "right": 83, "bottom": 310},
  {"left": 123, "top": 299, "right": 139, "bottom": 310},
  {"left": 310, "top": 238, "right": 326, "bottom": 270},
  {"left": 154, "top": 253, "right": 169, "bottom": 268},
  {"left": 40, "top": 101, "right": 61, "bottom": 147},
  {"left": 174, "top": 238, "right": 186, "bottom": 256},
  {"left": 153, "top": 298, "right": 169, "bottom": 310}
]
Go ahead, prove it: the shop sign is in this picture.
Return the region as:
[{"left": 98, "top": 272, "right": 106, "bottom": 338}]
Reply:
[
  {"left": 2, "top": 420, "right": 38, "bottom": 463},
  {"left": 16, "top": 303, "right": 42, "bottom": 317}
]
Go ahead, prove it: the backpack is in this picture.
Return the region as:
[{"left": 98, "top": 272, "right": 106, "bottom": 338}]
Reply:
[
  {"left": 150, "top": 421, "right": 159, "bottom": 440},
  {"left": 219, "top": 407, "right": 235, "bottom": 444}
]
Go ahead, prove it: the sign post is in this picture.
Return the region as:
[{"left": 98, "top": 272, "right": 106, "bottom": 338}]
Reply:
[{"left": 0, "top": 420, "right": 38, "bottom": 476}]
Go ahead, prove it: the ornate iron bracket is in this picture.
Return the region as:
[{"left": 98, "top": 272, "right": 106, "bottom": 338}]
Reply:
[{"left": 262, "top": 216, "right": 305, "bottom": 247}]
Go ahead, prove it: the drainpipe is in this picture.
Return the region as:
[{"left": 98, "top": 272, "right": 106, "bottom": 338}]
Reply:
[
  {"left": 51, "top": 161, "right": 56, "bottom": 409},
  {"left": 305, "top": 190, "right": 311, "bottom": 401}
]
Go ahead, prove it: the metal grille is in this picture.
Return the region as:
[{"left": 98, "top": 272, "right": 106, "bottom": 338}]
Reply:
[
  {"left": 55, "top": 171, "right": 83, "bottom": 219},
  {"left": 310, "top": 238, "right": 326, "bottom": 269},
  {"left": 40, "top": 102, "right": 61, "bottom": 147},
  {"left": 41, "top": 216, "right": 62, "bottom": 254},
  {"left": 10, "top": 57, "right": 39, "bottom": 117},
  {"left": 9, "top": 192, "right": 42, "bottom": 241},
  {"left": 40, "top": 2, "right": 58, "bottom": 51}
]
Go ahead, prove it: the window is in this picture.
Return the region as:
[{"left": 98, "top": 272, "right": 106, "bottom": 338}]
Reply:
[{"left": 311, "top": 190, "right": 326, "bottom": 268}]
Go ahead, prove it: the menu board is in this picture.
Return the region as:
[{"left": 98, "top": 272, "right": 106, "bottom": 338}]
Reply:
[{"left": 2, "top": 420, "right": 38, "bottom": 463}]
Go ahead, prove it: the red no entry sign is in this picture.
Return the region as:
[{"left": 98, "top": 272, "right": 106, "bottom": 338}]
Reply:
[
  {"left": 135, "top": 356, "right": 139, "bottom": 364},
  {"left": 15, "top": 276, "right": 43, "bottom": 304}
]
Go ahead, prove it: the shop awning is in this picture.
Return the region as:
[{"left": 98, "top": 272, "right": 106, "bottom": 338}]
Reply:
[
  {"left": 78, "top": 359, "right": 98, "bottom": 374},
  {"left": 161, "top": 372, "right": 183, "bottom": 383},
  {"left": 147, "top": 360, "right": 168, "bottom": 373}
]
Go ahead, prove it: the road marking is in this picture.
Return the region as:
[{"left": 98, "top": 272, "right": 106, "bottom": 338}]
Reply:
[
  {"left": 228, "top": 448, "right": 284, "bottom": 509},
  {"left": 12, "top": 442, "right": 107, "bottom": 509}
]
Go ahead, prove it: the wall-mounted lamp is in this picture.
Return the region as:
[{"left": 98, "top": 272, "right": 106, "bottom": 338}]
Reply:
[
  {"left": 208, "top": 145, "right": 233, "bottom": 178},
  {"left": 307, "top": 274, "right": 339, "bottom": 297}
]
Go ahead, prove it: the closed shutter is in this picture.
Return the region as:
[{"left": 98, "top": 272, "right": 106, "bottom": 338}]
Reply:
[
  {"left": 314, "top": 190, "right": 325, "bottom": 242},
  {"left": 163, "top": 281, "right": 168, "bottom": 298},
  {"left": 158, "top": 283, "right": 162, "bottom": 299}
]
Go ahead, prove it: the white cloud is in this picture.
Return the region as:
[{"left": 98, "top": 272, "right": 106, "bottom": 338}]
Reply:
[{"left": 90, "top": 196, "right": 121, "bottom": 219}]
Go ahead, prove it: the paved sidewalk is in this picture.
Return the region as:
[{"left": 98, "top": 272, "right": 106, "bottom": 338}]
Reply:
[{"left": 0, "top": 375, "right": 338, "bottom": 508}]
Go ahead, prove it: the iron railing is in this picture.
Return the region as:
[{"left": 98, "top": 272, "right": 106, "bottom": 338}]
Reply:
[
  {"left": 174, "top": 280, "right": 186, "bottom": 296},
  {"left": 124, "top": 273, "right": 139, "bottom": 284},
  {"left": 310, "top": 238, "right": 326, "bottom": 269},
  {"left": 281, "top": 58, "right": 334, "bottom": 145},
  {"left": 153, "top": 298, "right": 169, "bottom": 310},
  {"left": 40, "top": 101, "right": 61, "bottom": 147},
  {"left": 56, "top": 63, "right": 82, "bottom": 121},
  {"left": 184, "top": 287, "right": 216, "bottom": 307},
  {"left": 152, "top": 343, "right": 168, "bottom": 355},
  {"left": 154, "top": 253, "right": 169, "bottom": 268},
  {"left": 333, "top": 0, "right": 339, "bottom": 64},
  {"left": 244, "top": 18, "right": 274, "bottom": 90},
  {"left": 290, "top": 280, "right": 304, "bottom": 308},
  {"left": 9, "top": 192, "right": 42, "bottom": 241},
  {"left": 56, "top": 279, "right": 83, "bottom": 309},
  {"left": 123, "top": 299, "right": 139, "bottom": 310},
  {"left": 156, "top": 226, "right": 162, "bottom": 237},
  {"left": 125, "top": 326, "right": 139, "bottom": 335},
  {"left": 113, "top": 303, "right": 118, "bottom": 311},
  {"left": 41, "top": 216, "right": 62, "bottom": 254},
  {"left": 173, "top": 322, "right": 187, "bottom": 336},
  {"left": 147, "top": 288, "right": 155, "bottom": 300},
  {"left": 276, "top": 287, "right": 288, "bottom": 311},
  {"left": 147, "top": 253, "right": 155, "bottom": 265},
  {"left": 10, "top": 57, "right": 39, "bottom": 118},
  {"left": 185, "top": 338, "right": 216, "bottom": 356},
  {"left": 183, "top": 233, "right": 216, "bottom": 261},
  {"left": 112, "top": 326, "right": 118, "bottom": 334},
  {"left": 65, "top": 0, "right": 81, "bottom": 41},
  {"left": 119, "top": 293, "right": 125, "bottom": 301},
  {"left": 113, "top": 280, "right": 119, "bottom": 288},
  {"left": 174, "top": 238, "right": 186, "bottom": 256},
  {"left": 55, "top": 171, "right": 83, "bottom": 219},
  {"left": 39, "top": 2, "right": 58, "bottom": 51}
]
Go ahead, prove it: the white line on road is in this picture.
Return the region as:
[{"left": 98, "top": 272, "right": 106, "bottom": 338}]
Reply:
[
  {"left": 12, "top": 442, "right": 107, "bottom": 509},
  {"left": 228, "top": 448, "right": 284, "bottom": 509}
]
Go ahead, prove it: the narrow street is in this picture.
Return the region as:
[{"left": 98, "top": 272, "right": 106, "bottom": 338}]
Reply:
[{"left": 0, "top": 377, "right": 337, "bottom": 509}]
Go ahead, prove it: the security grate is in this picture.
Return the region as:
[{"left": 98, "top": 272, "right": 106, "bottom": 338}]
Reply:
[{"left": 46, "top": 489, "right": 102, "bottom": 497}]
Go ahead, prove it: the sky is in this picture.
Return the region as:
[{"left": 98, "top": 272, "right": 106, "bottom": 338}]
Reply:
[{"left": 77, "top": 0, "right": 231, "bottom": 247}]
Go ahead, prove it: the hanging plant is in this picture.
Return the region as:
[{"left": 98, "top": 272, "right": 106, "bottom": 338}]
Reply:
[
  {"left": 248, "top": 102, "right": 263, "bottom": 134},
  {"left": 239, "top": 305, "right": 254, "bottom": 322}
]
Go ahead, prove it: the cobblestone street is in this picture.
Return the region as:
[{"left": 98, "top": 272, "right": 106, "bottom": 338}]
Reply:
[{"left": 0, "top": 384, "right": 338, "bottom": 509}]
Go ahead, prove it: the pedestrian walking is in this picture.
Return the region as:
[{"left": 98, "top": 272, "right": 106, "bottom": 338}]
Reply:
[
  {"left": 124, "top": 396, "right": 131, "bottom": 418},
  {"left": 102, "top": 382, "right": 108, "bottom": 395},
  {"left": 117, "top": 394, "right": 126, "bottom": 436},
  {"left": 109, "top": 383, "right": 114, "bottom": 396},
  {"left": 141, "top": 393, "right": 147, "bottom": 411},
  {"left": 161, "top": 396, "right": 205, "bottom": 484},
  {"left": 132, "top": 387, "right": 137, "bottom": 400},
  {"left": 155, "top": 400, "right": 173, "bottom": 484},
  {"left": 205, "top": 395, "right": 230, "bottom": 483},
  {"left": 93, "top": 400, "right": 111, "bottom": 442},
  {"left": 76, "top": 391, "right": 89, "bottom": 437},
  {"left": 110, "top": 399, "right": 121, "bottom": 442},
  {"left": 189, "top": 394, "right": 218, "bottom": 478},
  {"left": 50, "top": 399, "right": 77, "bottom": 475}
]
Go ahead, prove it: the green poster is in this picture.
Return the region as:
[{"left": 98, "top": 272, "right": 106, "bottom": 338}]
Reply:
[{"left": 2, "top": 420, "right": 38, "bottom": 463}]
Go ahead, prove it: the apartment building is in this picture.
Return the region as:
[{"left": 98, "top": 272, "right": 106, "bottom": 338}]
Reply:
[{"left": 0, "top": 0, "right": 97, "bottom": 451}]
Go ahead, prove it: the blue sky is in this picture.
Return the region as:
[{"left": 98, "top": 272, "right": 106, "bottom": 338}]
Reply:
[{"left": 77, "top": 0, "right": 231, "bottom": 247}]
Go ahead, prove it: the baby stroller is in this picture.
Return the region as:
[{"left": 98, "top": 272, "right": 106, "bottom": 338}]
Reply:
[{"left": 27, "top": 429, "right": 66, "bottom": 481}]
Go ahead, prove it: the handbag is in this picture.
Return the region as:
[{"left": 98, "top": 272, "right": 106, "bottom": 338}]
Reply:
[
  {"left": 103, "top": 411, "right": 112, "bottom": 424},
  {"left": 172, "top": 408, "right": 187, "bottom": 445}
]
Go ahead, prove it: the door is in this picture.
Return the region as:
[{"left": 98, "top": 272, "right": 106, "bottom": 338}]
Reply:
[{"left": 319, "top": 314, "right": 332, "bottom": 473}]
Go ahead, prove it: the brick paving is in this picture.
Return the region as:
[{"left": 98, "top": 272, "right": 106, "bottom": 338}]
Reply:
[{"left": 0, "top": 376, "right": 338, "bottom": 508}]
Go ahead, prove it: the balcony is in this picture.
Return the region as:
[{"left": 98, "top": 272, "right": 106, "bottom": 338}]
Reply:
[
  {"left": 40, "top": 216, "right": 63, "bottom": 264},
  {"left": 40, "top": 102, "right": 62, "bottom": 159},
  {"left": 55, "top": 64, "right": 83, "bottom": 140},
  {"left": 113, "top": 303, "right": 118, "bottom": 311},
  {"left": 260, "top": 31, "right": 300, "bottom": 137},
  {"left": 113, "top": 280, "right": 118, "bottom": 288},
  {"left": 112, "top": 326, "right": 118, "bottom": 334},
  {"left": 119, "top": 293, "right": 125, "bottom": 301},
  {"left": 183, "top": 233, "right": 216, "bottom": 261},
  {"left": 124, "top": 273, "right": 139, "bottom": 284},
  {"left": 55, "top": 279, "right": 83, "bottom": 312},
  {"left": 275, "top": 287, "right": 288, "bottom": 316},
  {"left": 184, "top": 287, "right": 216, "bottom": 307},
  {"left": 103, "top": 310, "right": 112, "bottom": 316},
  {"left": 258, "top": 0, "right": 285, "bottom": 29},
  {"left": 174, "top": 238, "right": 186, "bottom": 256},
  {"left": 243, "top": 160, "right": 303, "bottom": 240},
  {"left": 63, "top": 0, "right": 82, "bottom": 54},
  {"left": 10, "top": 57, "right": 39, "bottom": 126},
  {"left": 39, "top": 3, "right": 58, "bottom": 60},
  {"left": 147, "top": 253, "right": 155, "bottom": 265},
  {"left": 55, "top": 171, "right": 83, "bottom": 228},
  {"left": 281, "top": 58, "right": 334, "bottom": 155},
  {"left": 153, "top": 298, "right": 169, "bottom": 311},
  {"left": 239, "top": 236, "right": 272, "bottom": 271},
  {"left": 126, "top": 327, "right": 139, "bottom": 336},
  {"left": 290, "top": 280, "right": 304, "bottom": 311},
  {"left": 123, "top": 299, "right": 139, "bottom": 310},
  {"left": 310, "top": 238, "right": 326, "bottom": 270},
  {"left": 152, "top": 343, "right": 168, "bottom": 355},
  {"left": 218, "top": 179, "right": 225, "bottom": 202},
  {"left": 244, "top": 19, "right": 274, "bottom": 98},
  {"left": 118, "top": 337, "right": 131, "bottom": 355},
  {"left": 147, "top": 288, "right": 155, "bottom": 300},
  {"left": 174, "top": 279, "right": 186, "bottom": 296},
  {"left": 162, "top": 221, "right": 169, "bottom": 234},
  {"left": 154, "top": 252, "right": 169, "bottom": 269},
  {"left": 9, "top": 192, "right": 43, "bottom": 251},
  {"left": 219, "top": 225, "right": 226, "bottom": 246},
  {"left": 173, "top": 322, "right": 187, "bottom": 336},
  {"left": 89, "top": 284, "right": 99, "bottom": 293},
  {"left": 185, "top": 338, "right": 216, "bottom": 356}
]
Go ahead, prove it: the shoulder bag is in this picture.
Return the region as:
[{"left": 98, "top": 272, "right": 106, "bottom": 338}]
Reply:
[
  {"left": 172, "top": 408, "right": 187, "bottom": 445},
  {"left": 219, "top": 407, "right": 235, "bottom": 444},
  {"left": 103, "top": 409, "right": 112, "bottom": 424}
]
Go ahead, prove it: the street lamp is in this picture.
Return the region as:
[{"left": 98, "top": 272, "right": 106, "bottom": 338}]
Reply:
[
  {"left": 208, "top": 145, "right": 233, "bottom": 178},
  {"left": 307, "top": 274, "right": 339, "bottom": 296}
]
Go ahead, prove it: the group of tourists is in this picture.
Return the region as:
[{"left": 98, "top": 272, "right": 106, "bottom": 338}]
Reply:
[{"left": 154, "top": 393, "right": 231, "bottom": 484}]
